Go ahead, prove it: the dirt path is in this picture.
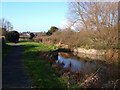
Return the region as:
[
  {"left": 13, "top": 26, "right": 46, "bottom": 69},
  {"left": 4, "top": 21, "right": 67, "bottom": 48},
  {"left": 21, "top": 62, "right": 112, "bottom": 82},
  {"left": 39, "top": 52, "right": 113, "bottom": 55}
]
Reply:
[{"left": 2, "top": 44, "right": 32, "bottom": 89}]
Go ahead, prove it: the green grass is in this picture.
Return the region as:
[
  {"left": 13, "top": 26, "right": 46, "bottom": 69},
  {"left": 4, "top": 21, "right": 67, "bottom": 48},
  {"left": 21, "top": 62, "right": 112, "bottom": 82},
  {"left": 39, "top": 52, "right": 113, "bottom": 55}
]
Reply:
[{"left": 20, "top": 41, "right": 67, "bottom": 88}]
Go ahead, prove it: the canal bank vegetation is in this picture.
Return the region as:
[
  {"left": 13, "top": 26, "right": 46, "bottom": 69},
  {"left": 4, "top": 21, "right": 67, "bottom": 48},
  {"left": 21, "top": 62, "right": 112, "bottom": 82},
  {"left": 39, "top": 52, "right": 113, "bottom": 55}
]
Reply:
[
  {"left": 33, "top": 24, "right": 119, "bottom": 63},
  {"left": 31, "top": 2, "right": 119, "bottom": 88},
  {"left": 33, "top": 2, "right": 119, "bottom": 63},
  {"left": 34, "top": 28, "right": 118, "bottom": 50},
  {"left": 20, "top": 41, "right": 67, "bottom": 88},
  {"left": 19, "top": 41, "right": 119, "bottom": 88}
]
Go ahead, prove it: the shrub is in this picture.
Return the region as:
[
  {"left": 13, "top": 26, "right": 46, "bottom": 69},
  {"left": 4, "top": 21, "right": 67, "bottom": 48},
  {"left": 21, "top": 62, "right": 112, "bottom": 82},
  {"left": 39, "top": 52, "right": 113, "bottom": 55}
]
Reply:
[
  {"left": 34, "top": 28, "right": 118, "bottom": 50},
  {"left": 46, "top": 26, "right": 58, "bottom": 35},
  {"left": 5, "top": 31, "right": 19, "bottom": 43},
  {"left": 29, "top": 33, "right": 35, "bottom": 40}
]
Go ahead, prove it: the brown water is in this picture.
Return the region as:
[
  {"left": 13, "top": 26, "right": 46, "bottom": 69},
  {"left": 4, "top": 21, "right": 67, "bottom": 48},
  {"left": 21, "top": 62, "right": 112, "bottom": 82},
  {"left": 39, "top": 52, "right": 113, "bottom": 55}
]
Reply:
[{"left": 56, "top": 52, "right": 100, "bottom": 74}]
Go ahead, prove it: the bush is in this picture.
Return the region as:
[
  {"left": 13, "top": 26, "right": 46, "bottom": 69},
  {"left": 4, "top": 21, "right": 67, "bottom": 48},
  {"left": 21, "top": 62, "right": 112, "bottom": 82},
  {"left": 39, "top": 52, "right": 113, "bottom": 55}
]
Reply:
[
  {"left": 5, "top": 31, "right": 19, "bottom": 43},
  {"left": 34, "top": 28, "right": 118, "bottom": 50},
  {"left": 46, "top": 26, "right": 58, "bottom": 35},
  {"left": 29, "top": 33, "right": 35, "bottom": 39}
]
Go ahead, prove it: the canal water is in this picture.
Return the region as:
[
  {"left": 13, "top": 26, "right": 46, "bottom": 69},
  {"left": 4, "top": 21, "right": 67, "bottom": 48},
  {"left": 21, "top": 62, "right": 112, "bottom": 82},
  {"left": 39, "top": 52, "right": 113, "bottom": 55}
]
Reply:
[
  {"left": 56, "top": 52, "right": 100, "bottom": 74},
  {"left": 55, "top": 52, "right": 119, "bottom": 88}
]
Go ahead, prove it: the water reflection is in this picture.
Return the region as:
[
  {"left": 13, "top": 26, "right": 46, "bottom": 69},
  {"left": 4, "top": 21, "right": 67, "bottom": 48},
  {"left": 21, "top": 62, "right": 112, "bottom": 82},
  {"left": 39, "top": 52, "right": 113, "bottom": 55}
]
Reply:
[{"left": 56, "top": 52, "right": 97, "bottom": 74}]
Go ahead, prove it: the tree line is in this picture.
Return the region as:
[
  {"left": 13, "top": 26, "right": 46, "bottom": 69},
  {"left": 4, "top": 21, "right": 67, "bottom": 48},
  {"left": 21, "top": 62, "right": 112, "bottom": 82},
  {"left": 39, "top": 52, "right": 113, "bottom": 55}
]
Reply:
[
  {"left": 34, "top": 1, "right": 119, "bottom": 50},
  {"left": 0, "top": 18, "right": 35, "bottom": 43}
]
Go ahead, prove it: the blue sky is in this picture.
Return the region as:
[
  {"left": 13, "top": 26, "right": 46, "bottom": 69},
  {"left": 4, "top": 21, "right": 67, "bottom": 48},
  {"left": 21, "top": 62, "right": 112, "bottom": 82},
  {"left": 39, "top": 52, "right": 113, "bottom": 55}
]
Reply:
[{"left": 2, "top": 2, "right": 69, "bottom": 32}]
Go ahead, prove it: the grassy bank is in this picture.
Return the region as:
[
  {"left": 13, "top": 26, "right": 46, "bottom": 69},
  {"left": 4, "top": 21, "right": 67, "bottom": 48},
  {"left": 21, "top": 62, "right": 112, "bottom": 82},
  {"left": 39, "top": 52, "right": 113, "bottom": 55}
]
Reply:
[{"left": 20, "top": 41, "right": 67, "bottom": 88}]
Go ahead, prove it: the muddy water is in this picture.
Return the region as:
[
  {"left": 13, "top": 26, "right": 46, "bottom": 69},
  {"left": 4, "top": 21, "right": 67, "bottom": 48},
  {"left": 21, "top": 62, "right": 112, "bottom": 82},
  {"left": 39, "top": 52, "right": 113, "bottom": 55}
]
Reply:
[{"left": 56, "top": 52, "right": 100, "bottom": 74}]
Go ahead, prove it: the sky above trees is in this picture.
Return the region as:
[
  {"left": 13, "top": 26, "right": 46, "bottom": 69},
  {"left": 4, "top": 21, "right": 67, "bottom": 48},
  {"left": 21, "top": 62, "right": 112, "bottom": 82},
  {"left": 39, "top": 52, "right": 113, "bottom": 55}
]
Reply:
[
  {"left": 1, "top": 0, "right": 119, "bottom": 32},
  {"left": 2, "top": 2, "right": 68, "bottom": 32}
]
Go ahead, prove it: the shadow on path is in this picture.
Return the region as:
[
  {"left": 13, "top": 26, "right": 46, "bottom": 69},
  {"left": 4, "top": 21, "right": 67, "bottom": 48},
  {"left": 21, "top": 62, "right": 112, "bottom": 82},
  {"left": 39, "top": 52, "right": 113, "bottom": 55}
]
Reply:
[{"left": 2, "top": 44, "right": 32, "bottom": 89}]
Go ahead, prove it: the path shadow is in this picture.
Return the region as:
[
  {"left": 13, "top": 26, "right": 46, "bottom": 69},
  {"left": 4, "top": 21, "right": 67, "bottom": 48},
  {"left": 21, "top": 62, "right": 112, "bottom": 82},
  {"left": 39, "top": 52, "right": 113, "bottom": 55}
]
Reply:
[{"left": 2, "top": 44, "right": 32, "bottom": 89}]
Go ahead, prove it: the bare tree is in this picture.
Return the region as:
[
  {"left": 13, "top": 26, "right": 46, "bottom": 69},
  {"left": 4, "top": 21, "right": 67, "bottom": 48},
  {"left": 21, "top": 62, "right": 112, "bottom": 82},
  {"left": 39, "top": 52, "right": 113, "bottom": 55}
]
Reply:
[
  {"left": 68, "top": 1, "right": 118, "bottom": 31},
  {"left": 0, "top": 18, "right": 13, "bottom": 31},
  {"left": 67, "top": 1, "right": 118, "bottom": 49}
]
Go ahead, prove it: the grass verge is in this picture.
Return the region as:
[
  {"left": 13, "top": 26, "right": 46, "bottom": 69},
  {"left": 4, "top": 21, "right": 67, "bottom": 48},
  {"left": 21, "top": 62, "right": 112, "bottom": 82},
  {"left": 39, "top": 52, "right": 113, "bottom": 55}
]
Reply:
[{"left": 20, "top": 41, "right": 67, "bottom": 88}]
